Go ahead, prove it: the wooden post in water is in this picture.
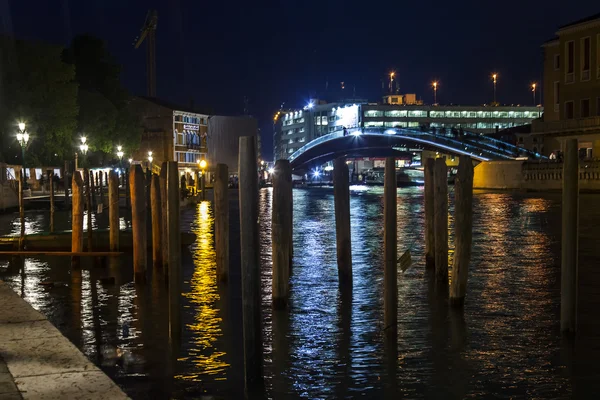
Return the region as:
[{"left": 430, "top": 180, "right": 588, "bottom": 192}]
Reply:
[
  {"left": 146, "top": 168, "right": 152, "bottom": 227},
  {"left": 108, "top": 171, "right": 119, "bottom": 251},
  {"left": 90, "top": 171, "right": 97, "bottom": 209},
  {"left": 239, "top": 136, "right": 263, "bottom": 389},
  {"left": 195, "top": 172, "right": 201, "bottom": 195},
  {"left": 49, "top": 170, "right": 55, "bottom": 233},
  {"left": 272, "top": 159, "right": 292, "bottom": 308},
  {"left": 333, "top": 157, "right": 352, "bottom": 284},
  {"left": 383, "top": 157, "right": 397, "bottom": 334},
  {"left": 160, "top": 163, "right": 169, "bottom": 273},
  {"left": 424, "top": 157, "right": 435, "bottom": 269},
  {"left": 450, "top": 156, "right": 474, "bottom": 306},
  {"left": 130, "top": 165, "right": 147, "bottom": 282},
  {"left": 151, "top": 173, "right": 163, "bottom": 269},
  {"left": 214, "top": 163, "right": 229, "bottom": 283},
  {"left": 561, "top": 138, "right": 579, "bottom": 333},
  {"left": 84, "top": 169, "right": 93, "bottom": 252},
  {"left": 64, "top": 161, "right": 70, "bottom": 207},
  {"left": 125, "top": 168, "right": 130, "bottom": 208},
  {"left": 99, "top": 170, "right": 104, "bottom": 209},
  {"left": 166, "top": 161, "right": 181, "bottom": 340},
  {"left": 71, "top": 171, "right": 84, "bottom": 266},
  {"left": 433, "top": 158, "right": 448, "bottom": 284},
  {"left": 18, "top": 168, "right": 25, "bottom": 251}
]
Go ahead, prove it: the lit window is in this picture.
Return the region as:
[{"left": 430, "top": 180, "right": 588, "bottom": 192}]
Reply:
[
  {"left": 445, "top": 111, "right": 461, "bottom": 118},
  {"left": 430, "top": 111, "right": 445, "bottom": 118},
  {"left": 364, "top": 121, "right": 384, "bottom": 127},
  {"left": 407, "top": 122, "right": 419, "bottom": 127},
  {"left": 408, "top": 110, "right": 427, "bottom": 118},
  {"left": 364, "top": 110, "right": 384, "bottom": 117}
]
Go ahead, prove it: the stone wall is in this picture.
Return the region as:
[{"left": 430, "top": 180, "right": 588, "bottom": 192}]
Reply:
[{"left": 473, "top": 160, "right": 600, "bottom": 191}]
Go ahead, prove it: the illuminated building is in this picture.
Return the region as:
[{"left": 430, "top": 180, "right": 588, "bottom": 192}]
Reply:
[
  {"left": 529, "top": 13, "right": 600, "bottom": 157},
  {"left": 129, "top": 97, "right": 209, "bottom": 174},
  {"left": 274, "top": 97, "right": 542, "bottom": 161}
]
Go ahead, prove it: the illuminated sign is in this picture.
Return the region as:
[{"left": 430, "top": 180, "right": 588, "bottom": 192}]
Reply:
[
  {"left": 183, "top": 124, "right": 199, "bottom": 131},
  {"left": 336, "top": 104, "right": 359, "bottom": 128}
]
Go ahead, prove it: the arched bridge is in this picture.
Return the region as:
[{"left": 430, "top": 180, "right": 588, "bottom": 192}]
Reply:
[{"left": 288, "top": 127, "right": 545, "bottom": 171}]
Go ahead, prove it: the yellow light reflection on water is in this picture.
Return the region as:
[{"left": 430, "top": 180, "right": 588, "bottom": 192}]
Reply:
[{"left": 178, "top": 201, "right": 229, "bottom": 380}]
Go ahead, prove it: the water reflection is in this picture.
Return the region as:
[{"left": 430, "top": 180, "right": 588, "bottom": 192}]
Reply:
[
  {"left": 0, "top": 190, "right": 599, "bottom": 398},
  {"left": 179, "top": 201, "right": 228, "bottom": 380}
]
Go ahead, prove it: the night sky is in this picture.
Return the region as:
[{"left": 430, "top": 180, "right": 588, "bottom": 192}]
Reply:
[{"left": 1, "top": 0, "right": 598, "bottom": 159}]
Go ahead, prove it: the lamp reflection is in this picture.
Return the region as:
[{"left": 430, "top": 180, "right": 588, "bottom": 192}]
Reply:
[{"left": 179, "top": 201, "right": 228, "bottom": 380}]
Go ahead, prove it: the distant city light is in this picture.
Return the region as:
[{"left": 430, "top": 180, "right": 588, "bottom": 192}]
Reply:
[
  {"left": 268, "top": 168, "right": 274, "bottom": 174},
  {"left": 384, "top": 129, "right": 396, "bottom": 135},
  {"left": 313, "top": 169, "right": 320, "bottom": 178},
  {"left": 307, "top": 102, "right": 314, "bottom": 109},
  {"left": 351, "top": 130, "right": 361, "bottom": 136},
  {"left": 324, "top": 165, "right": 334, "bottom": 171}
]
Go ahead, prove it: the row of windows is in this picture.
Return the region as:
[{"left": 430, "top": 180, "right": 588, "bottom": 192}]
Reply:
[
  {"left": 364, "top": 110, "right": 540, "bottom": 118},
  {"left": 174, "top": 115, "right": 206, "bottom": 125},
  {"left": 283, "top": 118, "right": 305, "bottom": 126},
  {"left": 560, "top": 34, "right": 600, "bottom": 83},
  {"left": 364, "top": 121, "right": 521, "bottom": 130},
  {"left": 563, "top": 98, "right": 600, "bottom": 119},
  {"left": 176, "top": 133, "right": 206, "bottom": 146},
  {"left": 288, "top": 137, "right": 306, "bottom": 144},
  {"left": 284, "top": 111, "right": 303, "bottom": 119},
  {"left": 176, "top": 151, "right": 204, "bottom": 163},
  {"left": 286, "top": 128, "right": 304, "bottom": 135}
]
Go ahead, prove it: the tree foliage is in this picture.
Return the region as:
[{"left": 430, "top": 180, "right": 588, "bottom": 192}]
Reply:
[
  {"left": 63, "top": 35, "right": 142, "bottom": 163},
  {"left": 0, "top": 36, "right": 78, "bottom": 166}
]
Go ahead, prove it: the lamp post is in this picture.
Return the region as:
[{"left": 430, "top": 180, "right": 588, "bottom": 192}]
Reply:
[
  {"left": 492, "top": 73, "right": 498, "bottom": 104},
  {"left": 116, "top": 145, "right": 124, "bottom": 175},
  {"left": 531, "top": 83, "right": 537, "bottom": 106},
  {"left": 389, "top": 72, "right": 395, "bottom": 94},
  {"left": 16, "top": 122, "right": 30, "bottom": 189},
  {"left": 432, "top": 81, "right": 438, "bottom": 105},
  {"left": 147, "top": 151, "right": 153, "bottom": 171},
  {"left": 78, "top": 136, "right": 89, "bottom": 169},
  {"left": 199, "top": 159, "right": 207, "bottom": 199}
]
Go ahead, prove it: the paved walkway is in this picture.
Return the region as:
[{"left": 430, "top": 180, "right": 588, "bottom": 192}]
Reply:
[{"left": 0, "top": 281, "right": 129, "bottom": 399}]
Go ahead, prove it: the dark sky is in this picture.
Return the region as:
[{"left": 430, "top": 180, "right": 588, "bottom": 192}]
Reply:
[{"left": 1, "top": 0, "right": 598, "bottom": 159}]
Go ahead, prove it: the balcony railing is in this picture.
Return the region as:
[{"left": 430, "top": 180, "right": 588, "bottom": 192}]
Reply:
[{"left": 532, "top": 116, "right": 600, "bottom": 134}]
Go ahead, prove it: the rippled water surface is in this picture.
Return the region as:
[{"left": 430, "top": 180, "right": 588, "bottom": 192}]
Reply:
[{"left": 1, "top": 187, "right": 600, "bottom": 399}]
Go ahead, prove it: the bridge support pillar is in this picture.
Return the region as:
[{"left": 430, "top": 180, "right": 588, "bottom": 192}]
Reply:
[
  {"left": 384, "top": 157, "right": 397, "bottom": 335},
  {"left": 561, "top": 138, "right": 579, "bottom": 333},
  {"left": 433, "top": 158, "right": 448, "bottom": 284},
  {"left": 238, "top": 137, "right": 263, "bottom": 389},
  {"left": 424, "top": 158, "right": 435, "bottom": 269},
  {"left": 450, "top": 156, "right": 474, "bottom": 306},
  {"left": 333, "top": 157, "right": 352, "bottom": 285},
  {"left": 272, "top": 160, "right": 292, "bottom": 309}
]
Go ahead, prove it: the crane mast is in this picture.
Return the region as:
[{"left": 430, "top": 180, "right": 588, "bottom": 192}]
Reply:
[{"left": 134, "top": 10, "right": 157, "bottom": 97}]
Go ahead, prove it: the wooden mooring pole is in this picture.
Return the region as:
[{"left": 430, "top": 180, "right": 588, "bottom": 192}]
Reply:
[
  {"left": 272, "top": 159, "right": 292, "bottom": 308},
  {"left": 49, "top": 170, "right": 55, "bottom": 233},
  {"left": 71, "top": 171, "right": 84, "bottom": 266},
  {"left": 151, "top": 173, "right": 163, "bottom": 269},
  {"left": 214, "top": 163, "right": 229, "bottom": 283},
  {"left": 561, "top": 138, "right": 579, "bottom": 333},
  {"left": 333, "top": 157, "right": 352, "bottom": 284},
  {"left": 84, "top": 169, "right": 93, "bottom": 252},
  {"left": 450, "top": 156, "right": 474, "bottom": 306},
  {"left": 166, "top": 161, "right": 181, "bottom": 340},
  {"left": 383, "top": 157, "right": 397, "bottom": 334},
  {"left": 433, "top": 158, "right": 448, "bottom": 284},
  {"left": 201, "top": 172, "right": 206, "bottom": 201},
  {"left": 99, "top": 170, "right": 104, "bottom": 209},
  {"left": 424, "top": 157, "right": 435, "bottom": 269},
  {"left": 160, "top": 163, "right": 169, "bottom": 273},
  {"left": 18, "top": 168, "right": 25, "bottom": 251},
  {"left": 90, "top": 170, "right": 97, "bottom": 210},
  {"left": 108, "top": 171, "right": 119, "bottom": 251},
  {"left": 130, "top": 165, "right": 147, "bottom": 283},
  {"left": 239, "top": 136, "right": 263, "bottom": 389},
  {"left": 64, "top": 161, "right": 70, "bottom": 207}
]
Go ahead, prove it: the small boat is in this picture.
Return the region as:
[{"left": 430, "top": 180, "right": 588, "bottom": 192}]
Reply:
[{"left": 0, "top": 229, "right": 196, "bottom": 251}]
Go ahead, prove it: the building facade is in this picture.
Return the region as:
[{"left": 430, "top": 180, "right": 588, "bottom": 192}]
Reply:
[
  {"left": 274, "top": 99, "right": 542, "bottom": 160},
  {"left": 531, "top": 13, "right": 600, "bottom": 157},
  {"left": 129, "top": 97, "right": 209, "bottom": 173}
]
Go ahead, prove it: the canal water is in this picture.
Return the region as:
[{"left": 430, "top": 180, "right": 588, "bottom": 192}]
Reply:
[{"left": 1, "top": 187, "right": 600, "bottom": 399}]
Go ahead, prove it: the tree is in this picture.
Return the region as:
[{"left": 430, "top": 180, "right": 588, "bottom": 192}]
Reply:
[
  {"left": 0, "top": 36, "right": 78, "bottom": 166},
  {"left": 63, "top": 35, "right": 142, "bottom": 164}
]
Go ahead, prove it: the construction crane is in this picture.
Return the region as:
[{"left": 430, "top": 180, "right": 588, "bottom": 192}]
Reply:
[{"left": 134, "top": 10, "right": 158, "bottom": 98}]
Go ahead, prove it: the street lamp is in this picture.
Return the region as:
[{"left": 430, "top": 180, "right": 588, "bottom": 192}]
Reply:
[
  {"left": 531, "top": 83, "right": 537, "bottom": 105},
  {"left": 116, "top": 145, "right": 124, "bottom": 174},
  {"left": 491, "top": 73, "right": 498, "bottom": 104},
  {"left": 389, "top": 71, "right": 395, "bottom": 94},
  {"left": 75, "top": 136, "right": 88, "bottom": 169},
  {"left": 128, "top": 158, "right": 133, "bottom": 164},
  {"left": 16, "top": 122, "right": 29, "bottom": 189},
  {"left": 147, "top": 151, "right": 153, "bottom": 164},
  {"left": 432, "top": 81, "right": 438, "bottom": 105}
]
